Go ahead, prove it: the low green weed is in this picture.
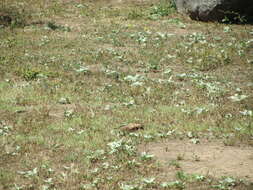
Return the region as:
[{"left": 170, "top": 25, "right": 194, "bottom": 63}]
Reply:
[
  {"left": 149, "top": 0, "right": 176, "bottom": 19},
  {"left": 0, "top": 5, "right": 30, "bottom": 27}
]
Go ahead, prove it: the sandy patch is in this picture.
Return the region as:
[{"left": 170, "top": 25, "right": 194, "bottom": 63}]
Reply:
[{"left": 139, "top": 139, "right": 253, "bottom": 181}]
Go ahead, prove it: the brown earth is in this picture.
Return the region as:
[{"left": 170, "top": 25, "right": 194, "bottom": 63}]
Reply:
[{"left": 139, "top": 139, "right": 253, "bottom": 182}]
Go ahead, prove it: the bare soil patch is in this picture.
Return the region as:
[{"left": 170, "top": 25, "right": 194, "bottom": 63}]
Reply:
[{"left": 139, "top": 139, "right": 253, "bottom": 181}]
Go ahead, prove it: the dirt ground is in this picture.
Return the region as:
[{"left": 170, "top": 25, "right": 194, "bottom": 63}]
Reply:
[{"left": 139, "top": 139, "right": 253, "bottom": 182}]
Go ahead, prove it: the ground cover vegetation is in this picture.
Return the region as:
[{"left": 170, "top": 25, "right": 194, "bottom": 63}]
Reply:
[{"left": 0, "top": 0, "right": 253, "bottom": 189}]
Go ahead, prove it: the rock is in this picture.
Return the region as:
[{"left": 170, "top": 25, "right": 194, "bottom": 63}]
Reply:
[{"left": 174, "top": 0, "right": 253, "bottom": 22}]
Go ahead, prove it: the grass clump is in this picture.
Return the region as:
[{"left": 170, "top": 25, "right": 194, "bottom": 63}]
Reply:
[
  {"left": 0, "top": 5, "right": 30, "bottom": 27},
  {"left": 127, "top": 9, "right": 145, "bottom": 20},
  {"left": 149, "top": 0, "right": 176, "bottom": 18},
  {"left": 46, "top": 21, "right": 71, "bottom": 32}
]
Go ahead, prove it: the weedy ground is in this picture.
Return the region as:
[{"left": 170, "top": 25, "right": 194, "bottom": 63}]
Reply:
[{"left": 0, "top": 0, "right": 253, "bottom": 189}]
